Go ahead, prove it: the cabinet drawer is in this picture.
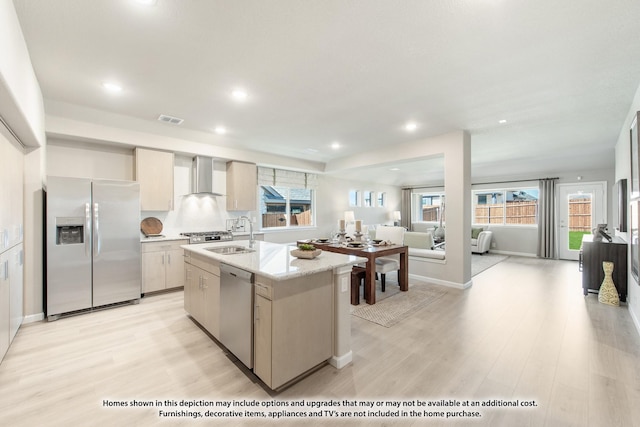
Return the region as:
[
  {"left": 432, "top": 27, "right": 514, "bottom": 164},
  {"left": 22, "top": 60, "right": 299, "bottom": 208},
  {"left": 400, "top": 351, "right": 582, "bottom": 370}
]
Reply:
[
  {"left": 141, "top": 239, "right": 188, "bottom": 253},
  {"left": 185, "top": 252, "right": 220, "bottom": 276},
  {"left": 255, "top": 282, "right": 272, "bottom": 300}
]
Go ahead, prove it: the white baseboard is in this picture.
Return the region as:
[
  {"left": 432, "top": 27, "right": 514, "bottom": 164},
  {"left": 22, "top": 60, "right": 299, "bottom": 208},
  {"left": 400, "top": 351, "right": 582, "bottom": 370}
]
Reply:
[
  {"left": 329, "top": 351, "right": 352, "bottom": 369},
  {"left": 409, "top": 273, "right": 472, "bottom": 290},
  {"left": 23, "top": 313, "right": 44, "bottom": 324}
]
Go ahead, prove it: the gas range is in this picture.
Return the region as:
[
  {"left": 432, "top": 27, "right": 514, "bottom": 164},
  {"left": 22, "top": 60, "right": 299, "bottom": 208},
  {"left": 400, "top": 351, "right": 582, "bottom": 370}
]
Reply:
[{"left": 180, "top": 231, "right": 233, "bottom": 244}]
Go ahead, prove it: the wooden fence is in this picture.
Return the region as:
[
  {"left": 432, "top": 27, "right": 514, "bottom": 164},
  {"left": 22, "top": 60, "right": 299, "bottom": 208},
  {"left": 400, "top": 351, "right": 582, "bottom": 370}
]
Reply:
[
  {"left": 421, "top": 199, "right": 590, "bottom": 229},
  {"left": 474, "top": 201, "right": 538, "bottom": 224},
  {"left": 421, "top": 206, "right": 440, "bottom": 222},
  {"left": 568, "top": 199, "right": 591, "bottom": 231},
  {"left": 262, "top": 210, "right": 313, "bottom": 227}
]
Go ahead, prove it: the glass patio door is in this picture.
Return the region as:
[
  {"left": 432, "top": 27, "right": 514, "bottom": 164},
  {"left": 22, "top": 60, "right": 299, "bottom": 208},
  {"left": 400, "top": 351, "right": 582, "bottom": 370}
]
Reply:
[{"left": 557, "top": 182, "right": 607, "bottom": 260}]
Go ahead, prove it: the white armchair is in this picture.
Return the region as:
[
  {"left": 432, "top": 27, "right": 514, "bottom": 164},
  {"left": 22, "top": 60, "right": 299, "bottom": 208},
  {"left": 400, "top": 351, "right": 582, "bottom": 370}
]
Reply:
[
  {"left": 374, "top": 226, "right": 406, "bottom": 291},
  {"left": 471, "top": 230, "right": 493, "bottom": 254}
]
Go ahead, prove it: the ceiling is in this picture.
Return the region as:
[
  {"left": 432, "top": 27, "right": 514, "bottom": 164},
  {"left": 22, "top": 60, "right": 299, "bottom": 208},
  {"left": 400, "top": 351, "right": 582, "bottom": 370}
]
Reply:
[{"left": 13, "top": 0, "right": 640, "bottom": 186}]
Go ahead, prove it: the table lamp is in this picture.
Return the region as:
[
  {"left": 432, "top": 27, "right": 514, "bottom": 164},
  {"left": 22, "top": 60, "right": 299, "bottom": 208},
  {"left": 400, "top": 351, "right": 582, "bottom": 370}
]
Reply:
[{"left": 393, "top": 211, "right": 401, "bottom": 226}]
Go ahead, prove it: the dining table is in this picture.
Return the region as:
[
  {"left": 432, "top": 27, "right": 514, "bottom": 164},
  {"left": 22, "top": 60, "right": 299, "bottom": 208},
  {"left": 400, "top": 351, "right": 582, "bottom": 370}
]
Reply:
[{"left": 298, "top": 240, "right": 408, "bottom": 305}]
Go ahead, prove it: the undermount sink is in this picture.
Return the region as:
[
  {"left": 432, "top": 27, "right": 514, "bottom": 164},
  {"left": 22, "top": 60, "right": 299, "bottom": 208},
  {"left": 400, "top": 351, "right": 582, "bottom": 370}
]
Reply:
[{"left": 205, "top": 245, "right": 255, "bottom": 255}]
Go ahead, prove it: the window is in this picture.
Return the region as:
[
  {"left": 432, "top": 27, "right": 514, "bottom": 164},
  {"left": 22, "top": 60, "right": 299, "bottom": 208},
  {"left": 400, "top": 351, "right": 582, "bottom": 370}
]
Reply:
[
  {"left": 260, "top": 186, "right": 314, "bottom": 228},
  {"left": 349, "top": 190, "right": 360, "bottom": 207},
  {"left": 473, "top": 188, "right": 539, "bottom": 225},
  {"left": 415, "top": 193, "right": 445, "bottom": 223},
  {"left": 352, "top": 190, "right": 384, "bottom": 207},
  {"left": 258, "top": 167, "right": 317, "bottom": 229},
  {"left": 364, "top": 191, "right": 374, "bottom": 207}
]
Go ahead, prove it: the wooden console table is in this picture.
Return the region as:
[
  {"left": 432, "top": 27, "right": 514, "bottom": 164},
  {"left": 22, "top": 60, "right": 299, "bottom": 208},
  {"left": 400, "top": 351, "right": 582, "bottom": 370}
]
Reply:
[{"left": 580, "top": 234, "right": 628, "bottom": 302}]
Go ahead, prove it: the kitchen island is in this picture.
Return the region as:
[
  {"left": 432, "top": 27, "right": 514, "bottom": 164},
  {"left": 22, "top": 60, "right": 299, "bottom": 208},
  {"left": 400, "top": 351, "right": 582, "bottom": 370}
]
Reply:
[{"left": 181, "top": 240, "right": 365, "bottom": 390}]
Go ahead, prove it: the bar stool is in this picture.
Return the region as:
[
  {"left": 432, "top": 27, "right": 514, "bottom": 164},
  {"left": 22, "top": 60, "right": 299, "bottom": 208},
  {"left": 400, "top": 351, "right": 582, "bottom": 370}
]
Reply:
[{"left": 351, "top": 266, "right": 367, "bottom": 305}]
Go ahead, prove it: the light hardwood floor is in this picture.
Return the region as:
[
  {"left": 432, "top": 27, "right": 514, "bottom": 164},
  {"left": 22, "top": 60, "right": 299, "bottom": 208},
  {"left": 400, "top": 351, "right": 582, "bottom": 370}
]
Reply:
[{"left": 1, "top": 257, "right": 639, "bottom": 426}]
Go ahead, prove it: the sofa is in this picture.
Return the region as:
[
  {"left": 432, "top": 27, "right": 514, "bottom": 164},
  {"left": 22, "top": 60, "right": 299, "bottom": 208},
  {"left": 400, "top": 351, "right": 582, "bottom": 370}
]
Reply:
[
  {"left": 403, "top": 228, "right": 492, "bottom": 288},
  {"left": 404, "top": 231, "right": 445, "bottom": 260},
  {"left": 471, "top": 227, "right": 493, "bottom": 254},
  {"left": 404, "top": 228, "right": 493, "bottom": 254}
]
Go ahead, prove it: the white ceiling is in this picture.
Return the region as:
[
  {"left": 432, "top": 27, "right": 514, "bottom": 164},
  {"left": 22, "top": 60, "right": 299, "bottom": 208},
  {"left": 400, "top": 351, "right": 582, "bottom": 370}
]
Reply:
[{"left": 13, "top": 0, "right": 640, "bottom": 186}]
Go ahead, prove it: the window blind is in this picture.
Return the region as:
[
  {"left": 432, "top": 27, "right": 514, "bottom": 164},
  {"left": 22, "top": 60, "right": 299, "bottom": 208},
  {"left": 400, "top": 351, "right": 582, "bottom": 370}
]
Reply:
[{"left": 257, "top": 167, "right": 318, "bottom": 189}]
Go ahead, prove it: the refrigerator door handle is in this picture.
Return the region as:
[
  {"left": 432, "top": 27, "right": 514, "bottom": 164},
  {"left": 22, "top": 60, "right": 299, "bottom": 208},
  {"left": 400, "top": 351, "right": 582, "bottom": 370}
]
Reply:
[
  {"left": 85, "top": 203, "right": 91, "bottom": 256},
  {"left": 93, "top": 202, "right": 101, "bottom": 257}
]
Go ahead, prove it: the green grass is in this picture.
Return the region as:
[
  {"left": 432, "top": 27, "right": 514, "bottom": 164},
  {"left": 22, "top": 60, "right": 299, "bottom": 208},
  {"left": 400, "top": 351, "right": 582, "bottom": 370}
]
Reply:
[{"left": 569, "top": 231, "right": 591, "bottom": 250}]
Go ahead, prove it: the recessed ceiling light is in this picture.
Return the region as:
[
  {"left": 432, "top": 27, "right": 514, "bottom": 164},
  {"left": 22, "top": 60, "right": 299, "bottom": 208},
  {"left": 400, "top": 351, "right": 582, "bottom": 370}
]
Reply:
[
  {"left": 134, "top": 0, "right": 157, "bottom": 5},
  {"left": 101, "top": 82, "right": 122, "bottom": 93},
  {"left": 214, "top": 126, "right": 227, "bottom": 135},
  {"left": 404, "top": 122, "right": 418, "bottom": 132},
  {"left": 390, "top": 167, "right": 400, "bottom": 171},
  {"left": 231, "top": 88, "right": 248, "bottom": 102},
  {"left": 331, "top": 141, "right": 341, "bottom": 150},
  {"left": 499, "top": 119, "right": 507, "bottom": 124}
]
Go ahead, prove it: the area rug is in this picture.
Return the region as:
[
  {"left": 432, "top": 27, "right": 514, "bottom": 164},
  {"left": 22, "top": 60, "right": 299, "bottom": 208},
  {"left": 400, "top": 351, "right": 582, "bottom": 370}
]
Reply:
[
  {"left": 351, "top": 282, "right": 446, "bottom": 328},
  {"left": 472, "top": 253, "right": 508, "bottom": 276}
]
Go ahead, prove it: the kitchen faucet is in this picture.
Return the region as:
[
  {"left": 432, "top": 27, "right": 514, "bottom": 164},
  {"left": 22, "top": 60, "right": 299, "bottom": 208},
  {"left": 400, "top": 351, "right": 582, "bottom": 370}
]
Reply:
[{"left": 237, "top": 216, "right": 255, "bottom": 246}]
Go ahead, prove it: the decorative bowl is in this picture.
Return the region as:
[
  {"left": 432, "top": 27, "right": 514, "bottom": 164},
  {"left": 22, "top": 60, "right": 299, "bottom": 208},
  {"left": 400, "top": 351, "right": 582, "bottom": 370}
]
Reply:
[{"left": 290, "top": 249, "right": 322, "bottom": 259}]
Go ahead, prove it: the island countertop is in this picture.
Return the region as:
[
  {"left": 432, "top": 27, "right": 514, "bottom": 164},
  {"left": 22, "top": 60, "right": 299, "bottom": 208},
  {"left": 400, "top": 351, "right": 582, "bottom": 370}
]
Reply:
[{"left": 182, "top": 240, "right": 365, "bottom": 281}]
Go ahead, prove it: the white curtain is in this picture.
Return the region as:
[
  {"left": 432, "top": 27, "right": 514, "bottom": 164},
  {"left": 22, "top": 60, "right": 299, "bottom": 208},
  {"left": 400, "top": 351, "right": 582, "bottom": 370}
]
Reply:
[
  {"left": 257, "top": 167, "right": 318, "bottom": 189},
  {"left": 537, "top": 178, "right": 558, "bottom": 258}
]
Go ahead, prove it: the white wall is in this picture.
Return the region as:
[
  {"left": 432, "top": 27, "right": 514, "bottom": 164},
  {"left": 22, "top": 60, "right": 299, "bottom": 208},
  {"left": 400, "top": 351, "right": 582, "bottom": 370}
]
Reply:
[
  {"left": 47, "top": 139, "right": 134, "bottom": 180},
  {"left": 144, "top": 156, "right": 232, "bottom": 235},
  {"left": 0, "top": 0, "right": 45, "bottom": 148},
  {"left": 45, "top": 141, "right": 403, "bottom": 241},
  {"left": 329, "top": 131, "right": 473, "bottom": 287},
  {"left": 614, "top": 81, "right": 640, "bottom": 336},
  {"left": 312, "top": 174, "right": 401, "bottom": 236},
  {"left": 0, "top": 0, "right": 46, "bottom": 321},
  {"left": 46, "top": 111, "right": 325, "bottom": 174}
]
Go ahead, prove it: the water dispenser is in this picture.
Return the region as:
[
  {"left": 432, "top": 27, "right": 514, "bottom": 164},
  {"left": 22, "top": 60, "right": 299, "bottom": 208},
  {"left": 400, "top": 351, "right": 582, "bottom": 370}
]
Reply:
[{"left": 56, "top": 217, "right": 84, "bottom": 245}]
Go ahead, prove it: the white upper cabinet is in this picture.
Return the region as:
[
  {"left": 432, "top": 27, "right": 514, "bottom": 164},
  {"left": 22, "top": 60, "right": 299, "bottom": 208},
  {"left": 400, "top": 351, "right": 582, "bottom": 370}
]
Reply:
[
  {"left": 134, "top": 148, "right": 174, "bottom": 211},
  {"left": 0, "top": 131, "right": 24, "bottom": 250},
  {"left": 226, "top": 161, "right": 257, "bottom": 211}
]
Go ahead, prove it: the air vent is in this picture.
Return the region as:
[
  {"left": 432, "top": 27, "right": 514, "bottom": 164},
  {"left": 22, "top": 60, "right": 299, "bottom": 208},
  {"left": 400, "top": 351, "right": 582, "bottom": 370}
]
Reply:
[{"left": 157, "top": 114, "right": 184, "bottom": 125}]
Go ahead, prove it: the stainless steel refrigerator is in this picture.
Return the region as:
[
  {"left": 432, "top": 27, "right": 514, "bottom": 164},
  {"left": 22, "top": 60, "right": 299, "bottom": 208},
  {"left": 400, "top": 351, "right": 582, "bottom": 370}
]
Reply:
[{"left": 46, "top": 176, "right": 141, "bottom": 320}]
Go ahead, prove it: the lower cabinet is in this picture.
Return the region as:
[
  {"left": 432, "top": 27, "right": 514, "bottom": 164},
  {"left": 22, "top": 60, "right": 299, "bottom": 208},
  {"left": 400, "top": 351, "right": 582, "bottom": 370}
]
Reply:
[
  {"left": 581, "top": 234, "right": 628, "bottom": 301},
  {"left": 1, "top": 244, "right": 23, "bottom": 363},
  {"left": 184, "top": 253, "right": 220, "bottom": 338},
  {"left": 141, "top": 239, "right": 188, "bottom": 294},
  {"left": 253, "top": 271, "right": 333, "bottom": 390},
  {"left": 253, "top": 291, "right": 272, "bottom": 384},
  {"left": 0, "top": 251, "right": 10, "bottom": 362},
  {"left": 9, "top": 245, "right": 23, "bottom": 342}
]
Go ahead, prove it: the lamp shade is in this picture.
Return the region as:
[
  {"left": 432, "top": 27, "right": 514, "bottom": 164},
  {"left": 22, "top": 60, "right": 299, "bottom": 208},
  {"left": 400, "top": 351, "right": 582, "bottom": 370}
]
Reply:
[
  {"left": 344, "top": 211, "right": 355, "bottom": 222},
  {"left": 392, "top": 210, "right": 401, "bottom": 221}
]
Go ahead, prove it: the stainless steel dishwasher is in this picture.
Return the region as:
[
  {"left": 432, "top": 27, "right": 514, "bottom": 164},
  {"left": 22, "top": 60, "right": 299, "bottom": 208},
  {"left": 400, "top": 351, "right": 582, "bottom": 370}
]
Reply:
[{"left": 219, "top": 263, "right": 255, "bottom": 369}]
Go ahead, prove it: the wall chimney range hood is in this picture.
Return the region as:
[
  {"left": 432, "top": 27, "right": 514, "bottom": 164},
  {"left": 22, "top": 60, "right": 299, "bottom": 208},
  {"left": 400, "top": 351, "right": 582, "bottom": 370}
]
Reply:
[{"left": 192, "top": 156, "right": 223, "bottom": 195}]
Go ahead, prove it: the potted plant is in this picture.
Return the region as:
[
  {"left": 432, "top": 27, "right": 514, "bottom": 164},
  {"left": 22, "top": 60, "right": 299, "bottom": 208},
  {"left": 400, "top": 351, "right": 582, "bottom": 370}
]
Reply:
[{"left": 291, "top": 243, "right": 322, "bottom": 259}]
